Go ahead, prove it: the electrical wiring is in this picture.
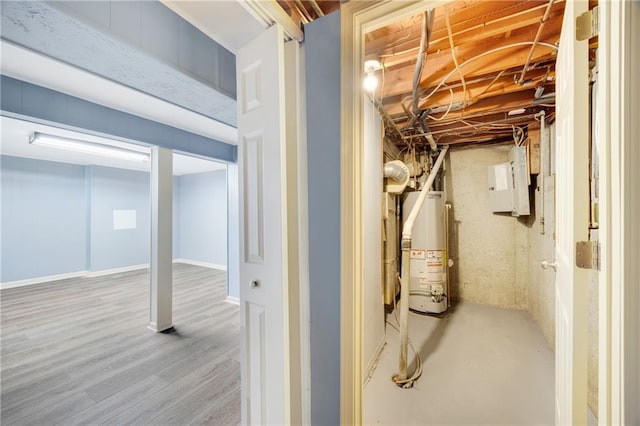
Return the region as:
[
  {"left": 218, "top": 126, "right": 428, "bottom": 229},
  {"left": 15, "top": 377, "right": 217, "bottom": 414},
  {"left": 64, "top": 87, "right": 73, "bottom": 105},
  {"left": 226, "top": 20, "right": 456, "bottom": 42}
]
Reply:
[
  {"left": 417, "top": 41, "right": 557, "bottom": 105},
  {"left": 427, "top": 86, "right": 455, "bottom": 121},
  {"left": 444, "top": 7, "right": 467, "bottom": 116}
]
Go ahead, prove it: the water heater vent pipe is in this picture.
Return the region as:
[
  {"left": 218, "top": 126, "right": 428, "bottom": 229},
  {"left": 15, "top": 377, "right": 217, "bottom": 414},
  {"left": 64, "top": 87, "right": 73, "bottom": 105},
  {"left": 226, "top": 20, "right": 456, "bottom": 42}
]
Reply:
[
  {"left": 394, "top": 145, "right": 448, "bottom": 386},
  {"left": 384, "top": 161, "right": 409, "bottom": 181}
]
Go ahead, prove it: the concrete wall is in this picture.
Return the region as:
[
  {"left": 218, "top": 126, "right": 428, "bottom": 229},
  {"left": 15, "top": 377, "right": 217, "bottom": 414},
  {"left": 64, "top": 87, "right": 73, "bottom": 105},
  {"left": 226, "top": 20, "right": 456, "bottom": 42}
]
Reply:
[
  {"left": 445, "top": 145, "right": 527, "bottom": 310},
  {"left": 363, "top": 97, "right": 385, "bottom": 379}
]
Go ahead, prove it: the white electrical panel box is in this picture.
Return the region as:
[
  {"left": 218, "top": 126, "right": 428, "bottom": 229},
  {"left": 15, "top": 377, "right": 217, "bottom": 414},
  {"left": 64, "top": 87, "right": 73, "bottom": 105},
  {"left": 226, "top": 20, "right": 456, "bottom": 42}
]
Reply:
[{"left": 488, "top": 146, "right": 530, "bottom": 216}]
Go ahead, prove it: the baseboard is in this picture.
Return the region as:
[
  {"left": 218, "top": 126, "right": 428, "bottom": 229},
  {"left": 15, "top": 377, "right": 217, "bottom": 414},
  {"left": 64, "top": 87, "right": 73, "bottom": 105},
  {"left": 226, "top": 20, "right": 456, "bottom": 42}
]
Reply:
[
  {"left": 85, "top": 264, "right": 149, "bottom": 278},
  {"left": 173, "top": 259, "right": 227, "bottom": 271},
  {"left": 225, "top": 296, "right": 240, "bottom": 305},
  {"left": 1, "top": 270, "right": 89, "bottom": 289}
]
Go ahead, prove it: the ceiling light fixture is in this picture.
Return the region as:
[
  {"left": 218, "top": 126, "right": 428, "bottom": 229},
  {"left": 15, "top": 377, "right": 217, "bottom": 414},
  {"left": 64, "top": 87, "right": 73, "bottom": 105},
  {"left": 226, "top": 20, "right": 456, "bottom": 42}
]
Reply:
[
  {"left": 29, "top": 132, "right": 149, "bottom": 162},
  {"left": 363, "top": 59, "right": 382, "bottom": 92}
]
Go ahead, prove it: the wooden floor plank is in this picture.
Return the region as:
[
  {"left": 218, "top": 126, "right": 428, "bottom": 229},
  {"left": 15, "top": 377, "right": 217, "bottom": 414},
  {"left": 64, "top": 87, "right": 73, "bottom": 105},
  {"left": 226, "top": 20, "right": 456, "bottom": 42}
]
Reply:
[{"left": 0, "top": 264, "right": 240, "bottom": 425}]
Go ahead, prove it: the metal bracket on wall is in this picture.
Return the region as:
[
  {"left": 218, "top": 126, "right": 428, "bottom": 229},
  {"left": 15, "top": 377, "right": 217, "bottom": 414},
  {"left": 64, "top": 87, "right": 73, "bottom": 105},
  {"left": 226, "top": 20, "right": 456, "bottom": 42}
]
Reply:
[
  {"left": 576, "top": 240, "right": 600, "bottom": 270},
  {"left": 576, "top": 6, "right": 599, "bottom": 41}
]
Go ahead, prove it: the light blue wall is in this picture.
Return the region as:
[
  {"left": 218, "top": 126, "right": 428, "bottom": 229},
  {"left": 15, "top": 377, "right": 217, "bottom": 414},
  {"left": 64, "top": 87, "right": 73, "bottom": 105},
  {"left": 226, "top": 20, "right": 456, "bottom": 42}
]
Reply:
[
  {"left": 1, "top": 156, "right": 228, "bottom": 284},
  {"left": 0, "top": 76, "right": 236, "bottom": 163},
  {"left": 305, "top": 11, "right": 341, "bottom": 426},
  {"left": 178, "top": 170, "right": 227, "bottom": 266},
  {"left": 0, "top": 155, "right": 88, "bottom": 282},
  {"left": 89, "top": 166, "right": 150, "bottom": 271}
]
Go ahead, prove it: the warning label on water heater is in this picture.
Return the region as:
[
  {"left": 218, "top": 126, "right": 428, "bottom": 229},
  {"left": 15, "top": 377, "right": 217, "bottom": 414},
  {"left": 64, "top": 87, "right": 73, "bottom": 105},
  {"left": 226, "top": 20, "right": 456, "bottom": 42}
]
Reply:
[
  {"left": 410, "top": 249, "right": 426, "bottom": 259},
  {"left": 426, "top": 250, "right": 443, "bottom": 264}
]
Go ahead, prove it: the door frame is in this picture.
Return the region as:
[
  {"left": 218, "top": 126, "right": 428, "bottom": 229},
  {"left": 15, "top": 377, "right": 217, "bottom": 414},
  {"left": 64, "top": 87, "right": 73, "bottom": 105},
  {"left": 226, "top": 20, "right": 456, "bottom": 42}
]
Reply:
[
  {"left": 340, "top": 1, "right": 638, "bottom": 424},
  {"left": 597, "top": 1, "right": 640, "bottom": 424},
  {"left": 340, "top": 2, "right": 451, "bottom": 423}
]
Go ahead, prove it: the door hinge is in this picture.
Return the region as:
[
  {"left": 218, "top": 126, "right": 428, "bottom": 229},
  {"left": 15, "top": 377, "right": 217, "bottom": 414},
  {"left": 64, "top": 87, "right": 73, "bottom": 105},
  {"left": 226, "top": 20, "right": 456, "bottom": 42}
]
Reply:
[
  {"left": 576, "top": 6, "right": 599, "bottom": 41},
  {"left": 576, "top": 241, "right": 600, "bottom": 270}
]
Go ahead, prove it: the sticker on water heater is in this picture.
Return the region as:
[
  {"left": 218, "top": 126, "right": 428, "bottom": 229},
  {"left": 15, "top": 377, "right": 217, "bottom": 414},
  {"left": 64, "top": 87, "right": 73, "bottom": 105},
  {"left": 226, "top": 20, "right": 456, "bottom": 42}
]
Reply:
[
  {"left": 410, "top": 249, "right": 426, "bottom": 259},
  {"left": 426, "top": 250, "right": 443, "bottom": 264}
]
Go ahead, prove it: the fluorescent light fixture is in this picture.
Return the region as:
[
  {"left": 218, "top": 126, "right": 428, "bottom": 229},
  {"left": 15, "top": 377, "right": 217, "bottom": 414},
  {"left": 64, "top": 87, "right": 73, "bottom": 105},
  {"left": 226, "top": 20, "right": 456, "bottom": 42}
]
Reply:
[{"left": 29, "top": 132, "right": 149, "bottom": 162}]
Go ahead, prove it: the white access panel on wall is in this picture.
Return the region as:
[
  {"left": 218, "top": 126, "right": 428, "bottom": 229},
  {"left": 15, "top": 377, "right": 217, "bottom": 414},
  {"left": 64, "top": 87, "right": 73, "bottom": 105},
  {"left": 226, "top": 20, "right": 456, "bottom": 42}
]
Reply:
[
  {"left": 488, "top": 146, "right": 530, "bottom": 216},
  {"left": 488, "top": 162, "right": 513, "bottom": 212}
]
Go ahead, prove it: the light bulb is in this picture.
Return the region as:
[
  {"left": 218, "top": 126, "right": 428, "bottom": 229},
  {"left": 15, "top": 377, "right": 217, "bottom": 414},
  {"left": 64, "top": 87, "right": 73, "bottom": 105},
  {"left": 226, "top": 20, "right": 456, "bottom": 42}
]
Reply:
[{"left": 363, "top": 73, "right": 378, "bottom": 92}]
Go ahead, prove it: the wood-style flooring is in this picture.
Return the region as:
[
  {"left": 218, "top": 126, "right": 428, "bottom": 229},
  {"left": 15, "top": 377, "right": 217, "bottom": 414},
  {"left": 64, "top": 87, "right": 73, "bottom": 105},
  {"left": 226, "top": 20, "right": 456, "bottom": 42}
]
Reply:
[{"left": 1, "top": 263, "right": 240, "bottom": 425}]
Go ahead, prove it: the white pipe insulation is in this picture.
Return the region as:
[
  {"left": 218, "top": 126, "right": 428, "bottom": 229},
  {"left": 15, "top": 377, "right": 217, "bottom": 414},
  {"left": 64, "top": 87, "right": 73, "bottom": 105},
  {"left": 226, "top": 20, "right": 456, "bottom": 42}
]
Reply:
[{"left": 395, "top": 145, "right": 448, "bottom": 385}]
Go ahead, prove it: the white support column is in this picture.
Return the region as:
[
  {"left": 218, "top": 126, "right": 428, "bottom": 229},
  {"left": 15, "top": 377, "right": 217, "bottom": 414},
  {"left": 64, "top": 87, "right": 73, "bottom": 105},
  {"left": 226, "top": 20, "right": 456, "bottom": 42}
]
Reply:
[{"left": 149, "top": 146, "right": 173, "bottom": 332}]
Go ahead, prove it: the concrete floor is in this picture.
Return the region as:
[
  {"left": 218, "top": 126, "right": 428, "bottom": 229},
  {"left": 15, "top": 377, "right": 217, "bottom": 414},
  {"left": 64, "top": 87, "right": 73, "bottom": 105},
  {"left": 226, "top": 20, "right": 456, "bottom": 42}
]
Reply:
[{"left": 364, "top": 302, "right": 555, "bottom": 425}]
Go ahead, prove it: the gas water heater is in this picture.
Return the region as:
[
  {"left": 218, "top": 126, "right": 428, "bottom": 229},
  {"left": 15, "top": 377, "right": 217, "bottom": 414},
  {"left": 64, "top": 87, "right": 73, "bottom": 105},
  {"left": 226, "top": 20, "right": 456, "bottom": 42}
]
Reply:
[{"left": 402, "top": 191, "right": 448, "bottom": 314}]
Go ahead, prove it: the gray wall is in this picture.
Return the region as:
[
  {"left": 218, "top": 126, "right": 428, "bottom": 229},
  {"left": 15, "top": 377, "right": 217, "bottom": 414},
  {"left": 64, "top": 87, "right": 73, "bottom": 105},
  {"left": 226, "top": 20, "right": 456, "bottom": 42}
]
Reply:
[
  {"left": 0, "top": 155, "right": 88, "bottom": 282},
  {"left": 305, "top": 11, "right": 341, "bottom": 425}
]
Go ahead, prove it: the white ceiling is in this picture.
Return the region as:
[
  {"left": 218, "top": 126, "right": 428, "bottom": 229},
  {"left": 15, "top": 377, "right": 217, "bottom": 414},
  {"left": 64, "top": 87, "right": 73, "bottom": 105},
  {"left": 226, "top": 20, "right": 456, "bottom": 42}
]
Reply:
[
  {"left": 0, "top": 116, "right": 226, "bottom": 175},
  {"left": 160, "top": 1, "right": 266, "bottom": 54}
]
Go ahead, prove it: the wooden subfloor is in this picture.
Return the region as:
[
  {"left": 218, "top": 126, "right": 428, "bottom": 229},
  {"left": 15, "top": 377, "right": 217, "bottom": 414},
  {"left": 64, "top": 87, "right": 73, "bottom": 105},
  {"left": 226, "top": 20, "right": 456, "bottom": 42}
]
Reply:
[{"left": 0, "top": 263, "right": 240, "bottom": 425}]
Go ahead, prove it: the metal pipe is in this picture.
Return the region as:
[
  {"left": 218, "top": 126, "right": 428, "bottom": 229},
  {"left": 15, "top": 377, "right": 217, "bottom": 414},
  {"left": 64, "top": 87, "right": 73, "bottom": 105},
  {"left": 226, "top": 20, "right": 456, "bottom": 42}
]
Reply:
[
  {"left": 536, "top": 110, "right": 547, "bottom": 234},
  {"left": 411, "top": 11, "right": 433, "bottom": 117},
  {"left": 384, "top": 161, "right": 409, "bottom": 182},
  {"left": 396, "top": 146, "right": 448, "bottom": 383},
  {"left": 444, "top": 203, "right": 452, "bottom": 308},
  {"left": 516, "top": 0, "right": 556, "bottom": 85},
  {"left": 308, "top": 0, "right": 324, "bottom": 17}
]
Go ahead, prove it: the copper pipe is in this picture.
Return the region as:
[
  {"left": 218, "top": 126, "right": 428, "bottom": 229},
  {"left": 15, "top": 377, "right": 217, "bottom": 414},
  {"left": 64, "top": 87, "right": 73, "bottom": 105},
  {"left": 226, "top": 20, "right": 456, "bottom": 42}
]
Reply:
[{"left": 516, "top": 0, "right": 556, "bottom": 85}]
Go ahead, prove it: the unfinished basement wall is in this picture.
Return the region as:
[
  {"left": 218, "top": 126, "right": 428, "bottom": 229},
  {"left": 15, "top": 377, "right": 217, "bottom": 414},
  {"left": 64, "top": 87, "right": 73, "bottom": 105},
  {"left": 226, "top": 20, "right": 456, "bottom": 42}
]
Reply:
[{"left": 445, "top": 145, "right": 528, "bottom": 309}]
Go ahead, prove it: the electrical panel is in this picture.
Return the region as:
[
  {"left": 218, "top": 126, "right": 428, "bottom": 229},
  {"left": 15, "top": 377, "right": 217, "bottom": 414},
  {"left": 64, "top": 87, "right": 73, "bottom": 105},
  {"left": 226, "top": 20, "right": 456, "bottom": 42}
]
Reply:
[{"left": 488, "top": 146, "right": 530, "bottom": 216}]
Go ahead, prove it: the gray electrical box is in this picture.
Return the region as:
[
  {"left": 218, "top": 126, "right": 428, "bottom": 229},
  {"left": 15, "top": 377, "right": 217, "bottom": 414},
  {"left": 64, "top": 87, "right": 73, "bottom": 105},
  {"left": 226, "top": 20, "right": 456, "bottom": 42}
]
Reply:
[{"left": 488, "top": 146, "right": 530, "bottom": 216}]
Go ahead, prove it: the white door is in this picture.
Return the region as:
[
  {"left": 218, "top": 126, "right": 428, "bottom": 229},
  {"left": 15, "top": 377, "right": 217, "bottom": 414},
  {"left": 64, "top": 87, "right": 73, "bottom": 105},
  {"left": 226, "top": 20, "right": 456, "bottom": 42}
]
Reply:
[
  {"left": 554, "top": 0, "right": 590, "bottom": 424},
  {"left": 237, "top": 24, "right": 290, "bottom": 425}
]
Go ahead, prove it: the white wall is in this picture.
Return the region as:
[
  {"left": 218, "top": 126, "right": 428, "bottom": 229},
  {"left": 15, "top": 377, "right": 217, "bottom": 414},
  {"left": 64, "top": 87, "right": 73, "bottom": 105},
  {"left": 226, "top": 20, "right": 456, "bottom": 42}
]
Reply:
[{"left": 363, "top": 97, "right": 385, "bottom": 379}]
